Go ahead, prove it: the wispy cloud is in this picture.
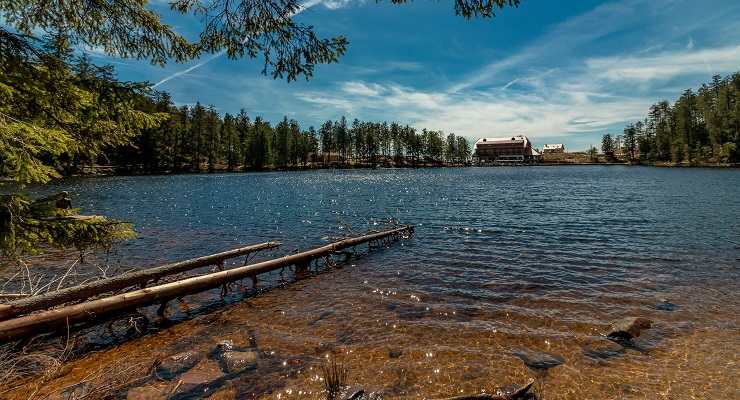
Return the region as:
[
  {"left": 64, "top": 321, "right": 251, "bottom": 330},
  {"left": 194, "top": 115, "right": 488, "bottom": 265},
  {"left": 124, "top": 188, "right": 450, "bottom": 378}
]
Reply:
[
  {"left": 153, "top": 51, "right": 226, "bottom": 88},
  {"left": 584, "top": 45, "right": 740, "bottom": 83},
  {"left": 341, "top": 81, "right": 384, "bottom": 96},
  {"left": 449, "top": 0, "right": 651, "bottom": 93},
  {"left": 290, "top": 0, "right": 740, "bottom": 148},
  {"left": 138, "top": 0, "right": 739, "bottom": 150},
  {"left": 298, "top": 78, "right": 652, "bottom": 139},
  {"left": 153, "top": 0, "right": 354, "bottom": 88},
  {"left": 296, "top": 40, "right": 740, "bottom": 143}
]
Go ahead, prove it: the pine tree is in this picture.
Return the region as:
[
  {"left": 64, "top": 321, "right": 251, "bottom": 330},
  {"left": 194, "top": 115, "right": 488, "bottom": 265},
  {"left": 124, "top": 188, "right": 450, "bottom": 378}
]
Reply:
[
  {"left": 601, "top": 134, "right": 614, "bottom": 156},
  {"left": 623, "top": 124, "right": 637, "bottom": 161},
  {"left": 222, "top": 113, "right": 240, "bottom": 171}
]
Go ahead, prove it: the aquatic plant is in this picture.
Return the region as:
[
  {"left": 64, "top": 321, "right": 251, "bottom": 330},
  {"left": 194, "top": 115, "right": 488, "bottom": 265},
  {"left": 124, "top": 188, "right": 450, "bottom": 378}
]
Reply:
[{"left": 321, "top": 358, "right": 348, "bottom": 400}]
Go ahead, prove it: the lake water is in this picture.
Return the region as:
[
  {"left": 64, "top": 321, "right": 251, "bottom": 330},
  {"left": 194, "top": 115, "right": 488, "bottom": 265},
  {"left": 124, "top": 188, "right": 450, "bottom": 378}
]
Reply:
[{"left": 10, "top": 166, "right": 740, "bottom": 399}]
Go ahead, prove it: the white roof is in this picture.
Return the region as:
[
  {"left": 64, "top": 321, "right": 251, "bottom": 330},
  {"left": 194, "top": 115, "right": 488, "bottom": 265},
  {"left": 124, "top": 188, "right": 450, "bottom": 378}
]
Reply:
[
  {"left": 475, "top": 135, "right": 529, "bottom": 146},
  {"left": 543, "top": 143, "right": 564, "bottom": 149}
]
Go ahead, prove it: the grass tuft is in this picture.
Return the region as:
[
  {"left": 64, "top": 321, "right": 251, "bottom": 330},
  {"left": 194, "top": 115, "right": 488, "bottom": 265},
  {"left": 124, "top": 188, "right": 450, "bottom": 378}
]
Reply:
[{"left": 321, "top": 358, "right": 348, "bottom": 400}]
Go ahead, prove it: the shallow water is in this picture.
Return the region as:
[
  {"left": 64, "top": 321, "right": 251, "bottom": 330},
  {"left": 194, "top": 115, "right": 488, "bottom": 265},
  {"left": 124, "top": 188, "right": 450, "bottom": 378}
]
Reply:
[{"left": 8, "top": 166, "right": 740, "bottom": 399}]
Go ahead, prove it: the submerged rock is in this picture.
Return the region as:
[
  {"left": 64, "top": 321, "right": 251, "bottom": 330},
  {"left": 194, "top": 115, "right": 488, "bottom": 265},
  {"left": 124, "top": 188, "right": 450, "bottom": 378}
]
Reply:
[
  {"left": 440, "top": 379, "right": 535, "bottom": 400},
  {"left": 606, "top": 317, "right": 652, "bottom": 343},
  {"left": 208, "top": 339, "right": 259, "bottom": 375},
  {"left": 126, "top": 385, "right": 167, "bottom": 400},
  {"left": 395, "top": 303, "right": 431, "bottom": 320},
  {"left": 156, "top": 350, "right": 203, "bottom": 380},
  {"left": 512, "top": 348, "right": 565, "bottom": 370},
  {"left": 342, "top": 386, "right": 365, "bottom": 400},
  {"left": 337, "top": 328, "right": 357, "bottom": 344},
  {"left": 655, "top": 301, "right": 678, "bottom": 311},
  {"left": 388, "top": 349, "right": 403, "bottom": 358},
  {"left": 62, "top": 382, "right": 94, "bottom": 399},
  {"left": 219, "top": 350, "right": 259, "bottom": 374},
  {"left": 177, "top": 360, "right": 226, "bottom": 393},
  {"left": 583, "top": 341, "right": 626, "bottom": 360},
  {"left": 216, "top": 340, "right": 235, "bottom": 352}
]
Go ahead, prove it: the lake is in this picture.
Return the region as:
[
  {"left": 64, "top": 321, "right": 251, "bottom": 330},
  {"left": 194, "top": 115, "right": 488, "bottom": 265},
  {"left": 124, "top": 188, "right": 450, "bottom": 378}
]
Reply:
[{"left": 14, "top": 166, "right": 740, "bottom": 399}]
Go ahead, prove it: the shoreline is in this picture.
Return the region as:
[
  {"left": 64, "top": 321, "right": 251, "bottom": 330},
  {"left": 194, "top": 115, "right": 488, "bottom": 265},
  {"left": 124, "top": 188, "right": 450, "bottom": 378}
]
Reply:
[
  {"left": 6, "top": 160, "right": 736, "bottom": 185},
  {"left": 65, "top": 161, "right": 740, "bottom": 179}
]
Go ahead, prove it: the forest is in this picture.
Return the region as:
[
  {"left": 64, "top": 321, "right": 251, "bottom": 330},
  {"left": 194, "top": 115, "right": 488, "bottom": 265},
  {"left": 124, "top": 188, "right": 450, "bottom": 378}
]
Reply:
[
  {"left": 601, "top": 73, "right": 740, "bottom": 164},
  {"left": 1, "top": 41, "right": 471, "bottom": 178},
  {"left": 120, "top": 96, "right": 473, "bottom": 173}
]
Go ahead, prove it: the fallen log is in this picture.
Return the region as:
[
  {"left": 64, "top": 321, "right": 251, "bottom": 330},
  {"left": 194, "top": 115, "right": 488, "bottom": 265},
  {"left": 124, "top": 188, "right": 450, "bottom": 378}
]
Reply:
[
  {"left": 0, "top": 294, "right": 31, "bottom": 299},
  {"left": 0, "top": 241, "right": 281, "bottom": 321},
  {"left": 0, "top": 225, "right": 413, "bottom": 342}
]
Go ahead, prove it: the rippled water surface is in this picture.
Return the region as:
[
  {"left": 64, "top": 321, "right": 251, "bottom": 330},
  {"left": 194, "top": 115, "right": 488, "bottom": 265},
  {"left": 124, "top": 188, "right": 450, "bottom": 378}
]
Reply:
[{"left": 11, "top": 167, "right": 740, "bottom": 399}]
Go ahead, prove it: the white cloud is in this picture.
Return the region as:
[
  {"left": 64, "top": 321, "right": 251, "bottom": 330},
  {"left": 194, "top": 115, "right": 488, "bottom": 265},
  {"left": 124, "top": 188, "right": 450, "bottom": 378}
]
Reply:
[
  {"left": 298, "top": 77, "right": 652, "bottom": 140},
  {"left": 292, "top": 0, "right": 740, "bottom": 148},
  {"left": 150, "top": 0, "right": 740, "bottom": 150},
  {"left": 341, "top": 81, "right": 384, "bottom": 96},
  {"left": 317, "top": 0, "right": 362, "bottom": 10},
  {"left": 449, "top": 0, "right": 652, "bottom": 93},
  {"left": 296, "top": 40, "right": 740, "bottom": 143},
  {"left": 584, "top": 45, "right": 740, "bottom": 83}
]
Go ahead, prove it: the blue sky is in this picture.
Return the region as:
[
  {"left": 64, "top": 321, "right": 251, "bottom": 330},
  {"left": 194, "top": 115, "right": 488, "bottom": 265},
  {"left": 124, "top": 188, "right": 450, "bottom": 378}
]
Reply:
[{"left": 95, "top": 0, "right": 740, "bottom": 150}]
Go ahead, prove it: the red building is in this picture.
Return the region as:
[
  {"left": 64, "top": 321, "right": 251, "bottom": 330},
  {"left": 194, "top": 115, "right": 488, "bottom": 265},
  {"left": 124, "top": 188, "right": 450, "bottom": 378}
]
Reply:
[{"left": 474, "top": 135, "right": 540, "bottom": 164}]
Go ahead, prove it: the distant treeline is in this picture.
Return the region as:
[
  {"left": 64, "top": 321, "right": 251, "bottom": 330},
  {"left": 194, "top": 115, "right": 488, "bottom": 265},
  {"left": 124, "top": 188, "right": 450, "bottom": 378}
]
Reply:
[
  {"left": 0, "top": 33, "right": 470, "bottom": 182},
  {"left": 602, "top": 73, "right": 740, "bottom": 164},
  {"left": 115, "top": 96, "right": 473, "bottom": 173}
]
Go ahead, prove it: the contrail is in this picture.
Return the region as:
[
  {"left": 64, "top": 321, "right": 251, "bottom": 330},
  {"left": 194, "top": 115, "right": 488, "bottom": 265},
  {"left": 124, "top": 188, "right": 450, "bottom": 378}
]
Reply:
[
  {"left": 153, "top": 0, "right": 326, "bottom": 88},
  {"left": 153, "top": 51, "right": 226, "bottom": 88}
]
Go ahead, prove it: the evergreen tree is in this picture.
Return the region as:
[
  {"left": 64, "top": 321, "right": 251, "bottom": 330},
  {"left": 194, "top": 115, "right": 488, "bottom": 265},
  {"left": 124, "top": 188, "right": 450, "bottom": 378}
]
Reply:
[
  {"left": 456, "top": 136, "right": 471, "bottom": 162},
  {"left": 623, "top": 124, "right": 637, "bottom": 161},
  {"left": 601, "top": 134, "right": 614, "bottom": 156},
  {"left": 319, "top": 120, "right": 334, "bottom": 163},
  {"left": 205, "top": 105, "right": 221, "bottom": 172},
  {"left": 335, "top": 116, "right": 349, "bottom": 164},
  {"left": 446, "top": 133, "right": 458, "bottom": 163},
  {"left": 249, "top": 117, "right": 270, "bottom": 169},
  {"left": 222, "top": 113, "right": 240, "bottom": 171},
  {"left": 274, "top": 117, "right": 290, "bottom": 168},
  {"left": 288, "top": 119, "right": 302, "bottom": 166},
  {"left": 236, "top": 110, "right": 252, "bottom": 170}
]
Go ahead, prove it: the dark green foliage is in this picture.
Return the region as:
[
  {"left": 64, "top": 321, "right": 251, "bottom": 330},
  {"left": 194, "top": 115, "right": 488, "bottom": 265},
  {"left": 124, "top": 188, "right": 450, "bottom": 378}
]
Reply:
[
  {"left": 0, "top": 193, "right": 134, "bottom": 260},
  {"left": 109, "top": 108, "right": 471, "bottom": 170},
  {"left": 389, "top": 0, "right": 520, "bottom": 19},
  {"left": 623, "top": 124, "right": 637, "bottom": 161},
  {"left": 588, "top": 146, "right": 598, "bottom": 162},
  {"left": 603, "top": 73, "right": 740, "bottom": 164},
  {"left": 0, "top": 35, "right": 154, "bottom": 259},
  {"left": 1, "top": 0, "right": 517, "bottom": 83},
  {"left": 0, "top": 0, "right": 348, "bottom": 82},
  {"left": 601, "top": 134, "right": 614, "bottom": 156}
]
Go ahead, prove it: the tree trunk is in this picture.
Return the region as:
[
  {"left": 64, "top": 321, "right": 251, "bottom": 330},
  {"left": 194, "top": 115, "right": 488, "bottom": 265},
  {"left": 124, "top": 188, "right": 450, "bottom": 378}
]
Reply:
[
  {"left": 0, "top": 242, "right": 280, "bottom": 321},
  {"left": 0, "top": 226, "right": 413, "bottom": 342}
]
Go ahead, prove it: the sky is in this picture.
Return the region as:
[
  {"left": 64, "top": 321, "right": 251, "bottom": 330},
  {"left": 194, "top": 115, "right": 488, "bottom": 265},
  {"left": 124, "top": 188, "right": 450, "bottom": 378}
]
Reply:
[{"left": 93, "top": 0, "right": 740, "bottom": 150}]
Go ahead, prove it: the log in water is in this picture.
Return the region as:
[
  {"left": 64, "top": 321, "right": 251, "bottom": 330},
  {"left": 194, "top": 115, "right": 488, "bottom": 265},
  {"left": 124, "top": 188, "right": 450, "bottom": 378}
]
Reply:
[
  {"left": 0, "top": 241, "right": 281, "bottom": 321},
  {"left": 0, "top": 225, "right": 413, "bottom": 342}
]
